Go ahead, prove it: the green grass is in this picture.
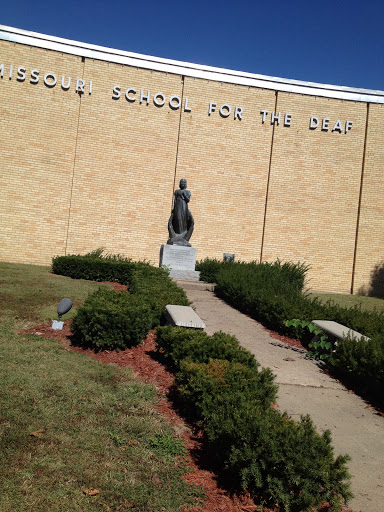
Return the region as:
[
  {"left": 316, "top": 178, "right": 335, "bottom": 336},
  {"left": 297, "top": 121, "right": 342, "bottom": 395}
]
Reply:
[
  {"left": 0, "top": 262, "right": 203, "bottom": 512},
  {"left": 309, "top": 292, "right": 384, "bottom": 313},
  {"left": 0, "top": 261, "right": 108, "bottom": 327}
]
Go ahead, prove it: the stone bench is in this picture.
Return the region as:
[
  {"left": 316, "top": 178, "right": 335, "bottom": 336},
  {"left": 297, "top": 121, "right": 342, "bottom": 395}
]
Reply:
[
  {"left": 312, "top": 320, "right": 370, "bottom": 342},
  {"left": 165, "top": 305, "right": 206, "bottom": 330}
]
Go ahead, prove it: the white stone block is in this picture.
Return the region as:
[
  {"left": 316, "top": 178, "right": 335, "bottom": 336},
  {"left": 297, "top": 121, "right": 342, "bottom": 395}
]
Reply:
[
  {"left": 312, "top": 320, "right": 370, "bottom": 341},
  {"left": 51, "top": 320, "right": 64, "bottom": 330},
  {"left": 160, "top": 244, "right": 197, "bottom": 271},
  {"left": 165, "top": 305, "right": 205, "bottom": 329}
]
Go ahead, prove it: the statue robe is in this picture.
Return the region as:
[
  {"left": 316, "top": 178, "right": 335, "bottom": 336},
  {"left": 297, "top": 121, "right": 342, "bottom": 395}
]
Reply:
[{"left": 172, "top": 189, "right": 191, "bottom": 235}]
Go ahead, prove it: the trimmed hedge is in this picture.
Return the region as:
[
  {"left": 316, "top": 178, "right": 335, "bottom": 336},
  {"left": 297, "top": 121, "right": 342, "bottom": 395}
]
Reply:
[
  {"left": 52, "top": 254, "right": 137, "bottom": 284},
  {"left": 329, "top": 335, "right": 384, "bottom": 396},
  {"left": 195, "top": 257, "right": 236, "bottom": 284},
  {"left": 156, "top": 326, "right": 277, "bottom": 410},
  {"left": 53, "top": 252, "right": 190, "bottom": 351},
  {"left": 54, "top": 253, "right": 352, "bottom": 510},
  {"left": 71, "top": 287, "right": 153, "bottom": 350},
  {"left": 197, "top": 258, "right": 384, "bottom": 340},
  {"left": 196, "top": 258, "right": 308, "bottom": 293},
  {"left": 156, "top": 326, "right": 260, "bottom": 371},
  {"left": 156, "top": 326, "right": 352, "bottom": 511},
  {"left": 130, "top": 265, "right": 190, "bottom": 325},
  {"left": 179, "top": 361, "right": 351, "bottom": 511},
  {"left": 197, "top": 259, "right": 384, "bottom": 402}
]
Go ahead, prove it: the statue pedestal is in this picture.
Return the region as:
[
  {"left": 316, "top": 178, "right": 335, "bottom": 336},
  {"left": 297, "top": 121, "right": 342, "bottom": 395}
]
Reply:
[{"left": 160, "top": 245, "right": 200, "bottom": 282}]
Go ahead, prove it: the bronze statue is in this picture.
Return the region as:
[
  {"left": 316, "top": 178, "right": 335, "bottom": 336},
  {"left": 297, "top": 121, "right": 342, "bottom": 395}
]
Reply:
[{"left": 167, "top": 179, "right": 194, "bottom": 246}]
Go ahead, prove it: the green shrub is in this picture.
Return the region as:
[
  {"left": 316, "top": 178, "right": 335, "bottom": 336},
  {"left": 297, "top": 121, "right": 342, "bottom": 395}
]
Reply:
[
  {"left": 228, "top": 411, "right": 351, "bottom": 512},
  {"left": 155, "top": 327, "right": 351, "bottom": 510},
  {"left": 197, "top": 258, "right": 309, "bottom": 292},
  {"left": 156, "top": 326, "right": 260, "bottom": 371},
  {"left": 53, "top": 254, "right": 190, "bottom": 330},
  {"left": 211, "top": 259, "right": 384, "bottom": 342},
  {"left": 329, "top": 335, "right": 384, "bottom": 402},
  {"left": 176, "top": 359, "right": 351, "bottom": 511},
  {"left": 284, "top": 319, "right": 334, "bottom": 361},
  {"left": 215, "top": 264, "right": 311, "bottom": 336},
  {"left": 209, "top": 257, "right": 384, "bottom": 404},
  {"left": 176, "top": 358, "right": 277, "bottom": 417},
  {"left": 71, "top": 287, "right": 153, "bottom": 350},
  {"left": 130, "top": 266, "right": 190, "bottom": 325},
  {"left": 196, "top": 257, "right": 235, "bottom": 283},
  {"left": 52, "top": 255, "right": 136, "bottom": 284},
  {"left": 214, "top": 260, "right": 309, "bottom": 336}
]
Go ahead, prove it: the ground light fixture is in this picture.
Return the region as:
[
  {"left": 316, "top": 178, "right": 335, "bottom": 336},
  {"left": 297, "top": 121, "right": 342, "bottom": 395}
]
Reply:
[{"left": 52, "top": 298, "right": 73, "bottom": 330}]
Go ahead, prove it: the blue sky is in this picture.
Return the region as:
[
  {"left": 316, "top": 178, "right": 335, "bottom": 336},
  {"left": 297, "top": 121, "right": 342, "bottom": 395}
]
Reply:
[{"left": 1, "top": 0, "right": 383, "bottom": 91}]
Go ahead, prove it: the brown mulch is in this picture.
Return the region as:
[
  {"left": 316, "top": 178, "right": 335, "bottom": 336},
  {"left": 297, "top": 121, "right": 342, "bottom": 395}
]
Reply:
[
  {"left": 20, "top": 321, "right": 263, "bottom": 512},
  {"left": 102, "top": 281, "right": 129, "bottom": 292},
  {"left": 265, "top": 327, "right": 306, "bottom": 350},
  {"left": 18, "top": 282, "right": 356, "bottom": 512}
]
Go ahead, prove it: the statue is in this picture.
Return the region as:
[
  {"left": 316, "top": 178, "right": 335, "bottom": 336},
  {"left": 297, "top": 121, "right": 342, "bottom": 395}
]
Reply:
[{"left": 167, "top": 178, "right": 194, "bottom": 246}]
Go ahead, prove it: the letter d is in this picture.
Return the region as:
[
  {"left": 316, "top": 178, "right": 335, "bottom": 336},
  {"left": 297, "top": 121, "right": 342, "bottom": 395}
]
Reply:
[{"left": 310, "top": 116, "right": 319, "bottom": 129}]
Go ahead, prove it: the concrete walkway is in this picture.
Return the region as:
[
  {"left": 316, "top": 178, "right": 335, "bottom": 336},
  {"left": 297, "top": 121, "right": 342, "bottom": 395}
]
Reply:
[{"left": 176, "top": 281, "right": 384, "bottom": 512}]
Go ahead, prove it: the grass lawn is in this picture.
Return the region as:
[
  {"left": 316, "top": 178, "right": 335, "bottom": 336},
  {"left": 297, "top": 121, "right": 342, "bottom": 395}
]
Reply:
[
  {"left": 309, "top": 292, "right": 384, "bottom": 312},
  {"left": 0, "top": 262, "right": 109, "bottom": 328},
  {"left": 0, "top": 262, "right": 202, "bottom": 512}
]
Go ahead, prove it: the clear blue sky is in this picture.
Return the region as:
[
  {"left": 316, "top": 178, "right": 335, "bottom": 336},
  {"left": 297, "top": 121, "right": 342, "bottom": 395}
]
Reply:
[{"left": 1, "top": 0, "right": 383, "bottom": 91}]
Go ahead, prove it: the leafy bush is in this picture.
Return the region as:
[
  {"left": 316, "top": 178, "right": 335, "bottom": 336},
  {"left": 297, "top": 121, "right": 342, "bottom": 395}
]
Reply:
[
  {"left": 157, "top": 327, "right": 277, "bottom": 411},
  {"left": 156, "top": 326, "right": 260, "bottom": 371},
  {"left": 196, "top": 257, "right": 235, "bottom": 283},
  {"left": 329, "top": 335, "right": 384, "bottom": 401},
  {"left": 214, "top": 263, "right": 312, "bottom": 336},
  {"left": 227, "top": 411, "right": 351, "bottom": 512},
  {"left": 208, "top": 257, "right": 384, "bottom": 402},
  {"left": 197, "top": 258, "right": 309, "bottom": 292},
  {"left": 52, "top": 255, "right": 136, "bottom": 284},
  {"left": 209, "top": 259, "right": 384, "bottom": 341},
  {"left": 53, "top": 253, "right": 190, "bottom": 332},
  {"left": 285, "top": 319, "right": 334, "bottom": 361},
  {"left": 176, "top": 358, "right": 351, "bottom": 511},
  {"left": 130, "top": 266, "right": 190, "bottom": 325},
  {"left": 71, "top": 287, "right": 153, "bottom": 350},
  {"left": 176, "top": 358, "right": 277, "bottom": 417},
  {"left": 155, "top": 326, "right": 351, "bottom": 510}
]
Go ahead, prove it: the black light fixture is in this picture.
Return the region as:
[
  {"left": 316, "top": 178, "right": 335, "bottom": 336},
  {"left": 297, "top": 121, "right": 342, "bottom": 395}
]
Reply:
[
  {"left": 57, "top": 298, "right": 73, "bottom": 320},
  {"left": 52, "top": 298, "right": 73, "bottom": 330}
]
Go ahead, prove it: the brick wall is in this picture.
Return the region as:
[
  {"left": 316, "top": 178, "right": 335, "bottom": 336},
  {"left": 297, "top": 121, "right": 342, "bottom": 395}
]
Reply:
[
  {"left": 261, "top": 93, "right": 367, "bottom": 293},
  {"left": 0, "top": 42, "right": 83, "bottom": 264},
  {"left": 175, "top": 78, "right": 275, "bottom": 262},
  {"left": 1, "top": 38, "right": 383, "bottom": 294},
  {"left": 352, "top": 103, "right": 384, "bottom": 295},
  {"left": 64, "top": 59, "right": 183, "bottom": 261}
]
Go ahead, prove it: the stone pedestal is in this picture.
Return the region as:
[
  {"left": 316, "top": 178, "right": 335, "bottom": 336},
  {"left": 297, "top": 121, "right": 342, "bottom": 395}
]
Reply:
[{"left": 160, "top": 244, "right": 200, "bottom": 281}]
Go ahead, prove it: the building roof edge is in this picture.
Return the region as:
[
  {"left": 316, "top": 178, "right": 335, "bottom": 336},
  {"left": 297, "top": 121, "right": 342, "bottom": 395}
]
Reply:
[{"left": 1, "top": 24, "right": 383, "bottom": 104}]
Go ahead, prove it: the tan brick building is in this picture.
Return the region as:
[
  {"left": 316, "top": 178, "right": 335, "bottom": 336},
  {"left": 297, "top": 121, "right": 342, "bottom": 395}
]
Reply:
[{"left": 1, "top": 25, "right": 383, "bottom": 294}]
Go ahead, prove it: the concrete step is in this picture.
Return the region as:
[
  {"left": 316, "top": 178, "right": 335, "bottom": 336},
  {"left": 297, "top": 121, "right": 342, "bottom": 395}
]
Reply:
[{"left": 173, "top": 279, "right": 215, "bottom": 291}]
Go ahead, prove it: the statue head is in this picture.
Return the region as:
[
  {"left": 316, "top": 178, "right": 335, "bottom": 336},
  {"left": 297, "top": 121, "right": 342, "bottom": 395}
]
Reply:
[{"left": 179, "top": 179, "right": 187, "bottom": 190}]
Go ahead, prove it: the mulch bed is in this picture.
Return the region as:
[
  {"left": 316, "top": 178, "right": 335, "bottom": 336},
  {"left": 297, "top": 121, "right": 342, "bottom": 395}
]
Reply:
[
  {"left": 265, "top": 327, "right": 307, "bottom": 350},
  {"left": 20, "top": 321, "right": 263, "bottom": 512},
  {"left": 19, "top": 282, "right": 356, "bottom": 512}
]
